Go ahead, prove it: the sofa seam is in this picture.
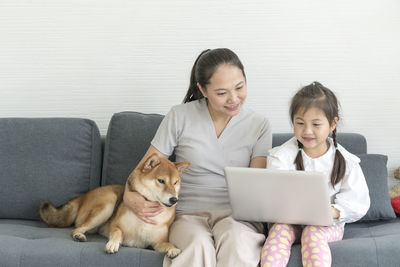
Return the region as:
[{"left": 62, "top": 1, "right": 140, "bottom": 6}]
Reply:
[
  {"left": 79, "top": 242, "right": 84, "bottom": 267},
  {"left": 18, "top": 239, "right": 23, "bottom": 267},
  {"left": 18, "top": 249, "right": 21, "bottom": 267},
  {"left": 88, "top": 119, "right": 98, "bottom": 191},
  {"left": 139, "top": 248, "right": 143, "bottom": 266},
  {"left": 372, "top": 236, "right": 380, "bottom": 267},
  {"left": 102, "top": 114, "right": 114, "bottom": 186},
  {"left": 89, "top": 120, "right": 94, "bottom": 191},
  {"left": 368, "top": 225, "right": 380, "bottom": 267}
]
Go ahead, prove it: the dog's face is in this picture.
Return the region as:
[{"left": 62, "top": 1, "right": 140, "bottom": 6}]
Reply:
[{"left": 128, "top": 154, "right": 190, "bottom": 207}]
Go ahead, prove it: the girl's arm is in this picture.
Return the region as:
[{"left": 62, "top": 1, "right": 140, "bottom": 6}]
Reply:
[
  {"left": 332, "top": 164, "right": 370, "bottom": 223},
  {"left": 123, "top": 145, "right": 167, "bottom": 224},
  {"left": 266, "top": 153, "right": 289, "bottom": 170},
  {"left": 331, "top": 206, "right": 340, "bottom": 219}
]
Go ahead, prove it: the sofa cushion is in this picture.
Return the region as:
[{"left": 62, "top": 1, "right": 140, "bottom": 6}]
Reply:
[
  {"left": 102, "top": 112, "right": 164, "bottom": 185},
  {"left": 0, "top": 220, "right": 164, "bottom": 267},
  {"left": 286, "top": 218, "right": 400, "bottom": 266},
  {"left": 0, "top": 118, "right": 102, "bottom": 220},
  {"left": 358, "top": 154, "right": 396, "bottom": 221}
]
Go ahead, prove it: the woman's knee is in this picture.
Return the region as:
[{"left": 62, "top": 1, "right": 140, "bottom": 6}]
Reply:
[
  {"left": 214, "top": 218, "right": 265, "bottom": 253},
  {"left": 168, "top": 216, "right": 214, "bottom": 250},
  {"left": 213, "top": 217, "right": 254, "bottom": 244},
  {"left": 172, "top": 230, "right": 213, "bottom": 250}
]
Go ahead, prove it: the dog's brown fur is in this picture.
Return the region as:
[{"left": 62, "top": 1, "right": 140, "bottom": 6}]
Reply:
[{"left": 39, "top": 154, "right": 190, "bottom": 258}]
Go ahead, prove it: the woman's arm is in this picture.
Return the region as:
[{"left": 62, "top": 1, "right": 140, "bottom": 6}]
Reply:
[
  {"left": 249, "top": 156, "right": 267, "bottom": 168},
  {"left": 123, "top": 145, "right": 168, "bottom": 224}
]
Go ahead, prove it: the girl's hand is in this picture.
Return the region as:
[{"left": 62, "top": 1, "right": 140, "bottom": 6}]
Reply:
[
  {"left": 331, "top": 206, "right": 340, "bottom": 219},
  {"left": 123, "top": 189, "right": 164, "bottom": 225}
]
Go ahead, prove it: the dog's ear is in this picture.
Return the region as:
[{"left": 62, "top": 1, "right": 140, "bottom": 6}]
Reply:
[
  {"left": 143, "top": 154, "right": 161, "bottom": 172},
  {"left": 174, "top": 161, "right": 191, "bottom": 175}
]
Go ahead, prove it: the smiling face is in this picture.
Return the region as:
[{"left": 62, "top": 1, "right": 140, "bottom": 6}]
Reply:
[
  {"left": 198, "top": 64, "right": 247, "bottom": 119},
  {"left": 293, "top": 106, "right": 337, "bottom": 158}
]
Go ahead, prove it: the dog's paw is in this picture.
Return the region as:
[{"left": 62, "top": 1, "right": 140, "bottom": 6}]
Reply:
[
  {"left": 72, "top": 233, "right": 87, "bottom": 242},
  {"left": 166, "top": 247, "right": 181, "bottom": 259},
  {"left": 105, "top": 241, "right": 120, "bottom": 254}
]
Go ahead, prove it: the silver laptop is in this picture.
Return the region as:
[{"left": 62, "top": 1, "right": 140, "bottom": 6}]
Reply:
[{"left": 224, "top": 167, "right": 333, "bottom": 226}]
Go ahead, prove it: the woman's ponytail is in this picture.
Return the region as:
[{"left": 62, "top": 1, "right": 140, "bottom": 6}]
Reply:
[{"left": 183, "top": 49, "right": 210, "bottom": 103}]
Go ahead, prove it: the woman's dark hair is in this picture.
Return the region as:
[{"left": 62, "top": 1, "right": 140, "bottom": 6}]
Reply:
[
  {"left": 290, "top": 81, "right": 346, "bottom": 187},
  {"left": 183, "top": 48, "right": 246, "bottom": 103}
]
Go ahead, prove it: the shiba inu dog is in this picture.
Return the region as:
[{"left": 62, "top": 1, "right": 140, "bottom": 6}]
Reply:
[{"left": 39, "top": 153, "right": 190, "bottom": 258}]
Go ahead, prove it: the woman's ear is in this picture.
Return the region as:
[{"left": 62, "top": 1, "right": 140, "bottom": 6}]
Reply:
[
  {"left": 197, "top": 83, "right": 207, "bottom": 98},
  {"left": 330, "top": 117, "right": 339, "bottom": 131}
]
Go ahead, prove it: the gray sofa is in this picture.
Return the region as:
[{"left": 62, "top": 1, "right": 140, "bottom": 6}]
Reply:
[{"left": 1, "top": 112, "right": 399, "bottom": 267}]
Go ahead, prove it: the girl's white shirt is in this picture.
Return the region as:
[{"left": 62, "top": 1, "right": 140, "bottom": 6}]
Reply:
[{"left": 267, "top": 136, "right": 370, "bottom": 226}]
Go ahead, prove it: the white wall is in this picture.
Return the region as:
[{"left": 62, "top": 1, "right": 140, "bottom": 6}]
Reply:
[{"left": 1, "top": 0, "right": 399, "bottom": 182}]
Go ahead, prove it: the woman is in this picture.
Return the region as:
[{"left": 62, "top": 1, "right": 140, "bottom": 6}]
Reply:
[{"left": 123, "top": 48, "right": 272, "bottom": 266}]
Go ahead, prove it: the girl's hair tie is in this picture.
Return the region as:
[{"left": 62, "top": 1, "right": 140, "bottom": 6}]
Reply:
[
  {"left": 298, "top": 148, "right": 303, "bottom": 151},
  {"left": 335, "top": 147, "right": 339, "bottom": 151}
]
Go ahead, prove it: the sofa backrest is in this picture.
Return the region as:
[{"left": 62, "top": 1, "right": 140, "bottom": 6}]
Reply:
[
  {"left": 0, "top": 118, "right": 102, "bottom": 220},
  {"left": 1, "top": 113, "right": 389, "bottom": 222},
  {"left": 102, "top": 111, "right": 397, "bottom": 222},
  {"left": 101, "top": 112, "right": 164, "bottom": 185},
  {"left": 101, "top": 112, "right": 368, "bottom": 186}
]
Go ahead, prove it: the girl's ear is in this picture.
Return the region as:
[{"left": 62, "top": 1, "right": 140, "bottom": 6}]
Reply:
[
  {"left": 330, "top": 117, "right": 339, "bottom": 131},
  {"left": 197, "top": 83, "right": 207, "bottom": 98}
]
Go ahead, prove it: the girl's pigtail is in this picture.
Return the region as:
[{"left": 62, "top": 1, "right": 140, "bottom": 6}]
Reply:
[
  {"left": 294, "top": 140, "right": 304, "bottom": 171},
  {"left": 183, "top": 49, "right": 210, "bottom": 103},
  {"left": 331, "top": 129, "right": 346, "bottom": 186}
]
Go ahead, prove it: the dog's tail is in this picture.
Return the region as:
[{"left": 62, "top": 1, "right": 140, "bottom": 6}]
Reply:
[{"left": 39, "top": 197, "right": 82, "bottom": 227}]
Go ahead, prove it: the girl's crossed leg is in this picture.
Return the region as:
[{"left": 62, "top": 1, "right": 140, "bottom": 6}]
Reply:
[
  {"left": 261, "top": 223, "right": 300, "bottom": 267},
  {"left": 261, "top": 224, "right": 344, "bottom": 267},
  {"left": 301, "top": 225, "right": 344, "bottom": 267}
]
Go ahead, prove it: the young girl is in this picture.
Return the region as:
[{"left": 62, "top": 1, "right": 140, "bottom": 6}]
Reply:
[{"left": 261, "top": 82, "right": 370, "bottom": 267}]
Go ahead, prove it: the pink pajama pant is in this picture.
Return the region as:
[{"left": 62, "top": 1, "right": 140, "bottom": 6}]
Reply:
[{"left": 261, "top": 223, "right": 344, "bottom": 267}]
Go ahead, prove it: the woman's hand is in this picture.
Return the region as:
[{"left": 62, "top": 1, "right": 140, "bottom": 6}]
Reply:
[
  {"left": 123, "top": 186, "right": 164, "bottom": 225},
  {"left": 123, "top": 145, "right": 168, "bottom": 224}
]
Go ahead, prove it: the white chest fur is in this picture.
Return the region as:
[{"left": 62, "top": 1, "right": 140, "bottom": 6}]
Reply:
[{"left": 118, "top": 208, "right": 170, "bottom": 248}]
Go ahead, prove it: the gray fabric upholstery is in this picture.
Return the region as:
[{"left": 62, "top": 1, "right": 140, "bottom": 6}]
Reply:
[
  {"left": 358, "top": 154, "right": 396, "bottom": 221},
  {"left": 0, "top": 220, "right": 164, "bottom": 267},
  {"left": 102, "top": 111, "right": 164, "bottom": 185},
  {"left": 2, "top": 218, "right": 400, "bottom": 267},
  {"left": 0, "top": 118, "right": 102, "bottom": 220},
  {"left": 287, "top": 218, "right": 400, "bottom": 266},
  {"left": 1, "top": 112, "right": 398, "bottom": 267}
]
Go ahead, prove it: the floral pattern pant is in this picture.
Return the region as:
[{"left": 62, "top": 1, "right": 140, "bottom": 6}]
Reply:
[{"left": 261, "top": 223, "right": 344, "bottom": 267}]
